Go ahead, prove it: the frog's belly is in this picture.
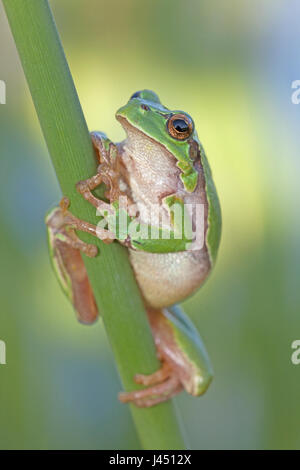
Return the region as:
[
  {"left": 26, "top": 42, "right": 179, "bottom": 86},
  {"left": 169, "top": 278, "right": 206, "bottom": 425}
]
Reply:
[{"left": 128, "top": 249, "right": 211, "bottom": 309}]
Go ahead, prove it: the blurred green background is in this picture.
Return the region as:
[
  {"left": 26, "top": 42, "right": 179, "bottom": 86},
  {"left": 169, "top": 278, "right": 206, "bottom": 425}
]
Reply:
[{"left": 0, "top": 0, "right": 300, "bottom": 449}]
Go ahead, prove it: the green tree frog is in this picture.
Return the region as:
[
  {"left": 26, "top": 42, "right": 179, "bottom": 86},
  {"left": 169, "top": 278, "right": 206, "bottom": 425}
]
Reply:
[{"left": 45, "top": 90, "right": 221, "bottom": 407}]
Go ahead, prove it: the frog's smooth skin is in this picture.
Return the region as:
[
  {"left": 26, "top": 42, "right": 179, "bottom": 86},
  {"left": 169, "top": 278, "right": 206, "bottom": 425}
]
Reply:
[{"left": 46, "top": 90, "right": 221, "bottom": 407}]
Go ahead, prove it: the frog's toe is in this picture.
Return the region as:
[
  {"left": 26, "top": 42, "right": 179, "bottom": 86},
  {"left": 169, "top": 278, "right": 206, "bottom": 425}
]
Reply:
[
  {"left": 118, "top": 374, "right": 183, "bottom": 408},
  {"left": 85, "top": 243, "right": 98, "bottom": 257},
  {"left": 134, "top": 361, "right": 172, "bottom": 386},
  {"left": 134, "top": 381, "right": 183, "bottom": 407}
]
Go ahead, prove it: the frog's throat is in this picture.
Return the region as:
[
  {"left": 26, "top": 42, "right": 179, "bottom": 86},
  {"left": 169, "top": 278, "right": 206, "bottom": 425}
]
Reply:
[{"left": 117, "top": 115, "right": 198, "bottom": 193}]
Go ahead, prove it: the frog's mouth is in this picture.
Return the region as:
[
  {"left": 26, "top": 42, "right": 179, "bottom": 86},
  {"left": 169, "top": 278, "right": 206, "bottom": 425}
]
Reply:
[{"left": 116, "top": 114, "right": 198, "bottom": 193}]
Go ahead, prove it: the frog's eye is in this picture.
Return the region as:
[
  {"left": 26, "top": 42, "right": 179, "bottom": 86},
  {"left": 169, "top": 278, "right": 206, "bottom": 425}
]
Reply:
[{"left": 167, "top": 114, "right": 193, "bottom": 140}]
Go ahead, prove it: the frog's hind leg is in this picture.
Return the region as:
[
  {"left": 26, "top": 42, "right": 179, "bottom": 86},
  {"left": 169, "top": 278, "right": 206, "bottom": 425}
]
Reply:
[
  {"left": 53, "top": 237, "right": 98, "bottom": 324},
  {"left": 118, "top": 308, "right": 186, "bottom": 407},
  {"left": 118, "top": 306, "right": 213, "bottom": 407},
  {"left": 45, "top": 201, "right": 113, "bottom": 324}
]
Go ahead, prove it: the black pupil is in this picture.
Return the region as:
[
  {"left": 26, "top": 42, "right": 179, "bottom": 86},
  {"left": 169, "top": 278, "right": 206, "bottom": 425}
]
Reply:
[{"left": 173, "top": 119, "right": 189, "bottom": 133}]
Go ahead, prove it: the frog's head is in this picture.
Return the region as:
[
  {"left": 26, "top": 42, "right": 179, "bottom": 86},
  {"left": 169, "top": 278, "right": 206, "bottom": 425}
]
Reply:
[{"left": 116, "top": 90, "right": 199, "bottom": 192}]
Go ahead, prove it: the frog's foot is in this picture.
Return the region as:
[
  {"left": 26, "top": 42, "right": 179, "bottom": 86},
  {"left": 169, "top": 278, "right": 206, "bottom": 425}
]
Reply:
[
  {"left": 119, "top": 306, "right": 213, "bottom": 407},
  {"left": 91, "top": 131, "right": 121, "bottom": 201},
  {"left": 75, "top": 173, "right": 119, "bottom": 214},
  {"left": 118, "top": 362, "right": 183, "bottom": 407},
  {"left": 46, "top": 201, "right": 97, "bottom": 257},
  {"left": 52, "top": 196, "right": 115, "bottom": 247},
  {"left": 76, "top": 135, "right": 122, "bottom": 210}
]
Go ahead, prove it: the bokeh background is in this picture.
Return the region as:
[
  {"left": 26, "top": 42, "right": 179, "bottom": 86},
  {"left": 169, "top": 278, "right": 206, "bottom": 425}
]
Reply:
[{"left": 0, "top": 0, "right": 300, "bottom": 449}]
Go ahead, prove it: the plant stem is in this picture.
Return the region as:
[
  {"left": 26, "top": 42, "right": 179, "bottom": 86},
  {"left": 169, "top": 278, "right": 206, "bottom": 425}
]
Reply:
[{"left": 3, "top": 0, "right": 187, "bottom": 449}]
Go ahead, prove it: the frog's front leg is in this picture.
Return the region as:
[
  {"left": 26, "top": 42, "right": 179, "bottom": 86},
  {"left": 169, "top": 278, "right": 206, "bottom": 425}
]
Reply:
[
  {"left": 119, "top": 306, "right": 213, "bottom": 407},
  {"left": 47, "top": 196, "right": 115, "bottom": 248},
  {"left": 46, "top": 132, "right": 121, "bottom": 322}
]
